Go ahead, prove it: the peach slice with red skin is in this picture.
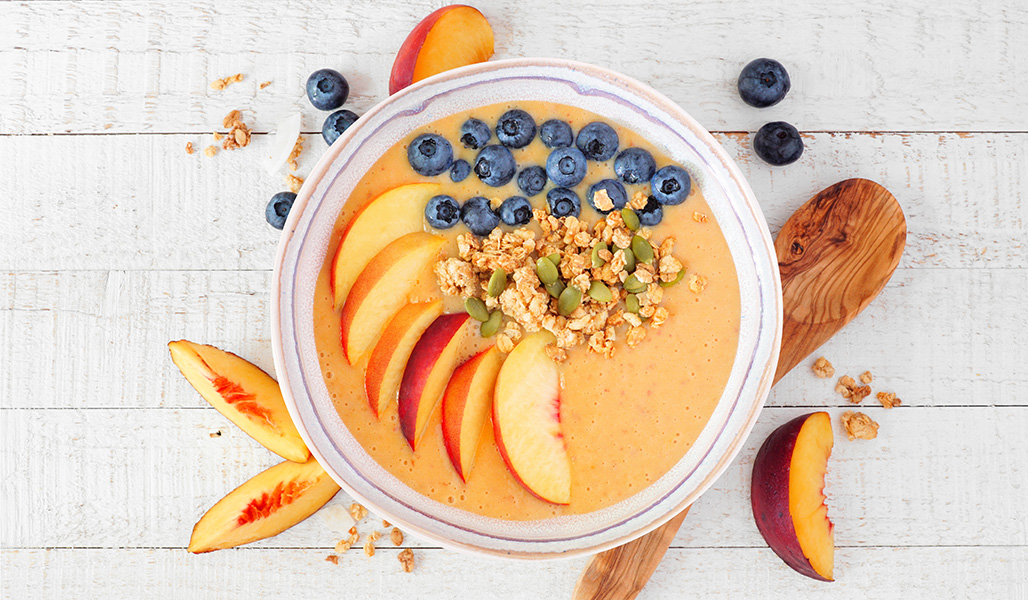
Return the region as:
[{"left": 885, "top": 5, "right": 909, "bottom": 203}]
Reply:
[
  {"left": 330, "top": 182, "right": 440, "bottom": 310},
  {"left": 168, "top": 340, "right": 310, "bottom": 463},
  {"left": 442, "top": 346, "right": 504, "bottom": 482},
  {"left": 493, "top": 332, "right": 571, "bottom": 505},
  {"left": 751, "top": 411, "right": 835, "bottom": 581},
  {"left": 365, "top": 300, "right": 444, "bottom": 418},
  {"left": 397, "top": 313, "right": 470, "bottom": 450},
  {"left": 188, "top": 457, "right": 340, "bottom": 553},
  {"left": 339, "top": 232, "right": 446, "bottom": 365},
  {"left": 388, "top": 5, "right": 495, "bottom": 95}
]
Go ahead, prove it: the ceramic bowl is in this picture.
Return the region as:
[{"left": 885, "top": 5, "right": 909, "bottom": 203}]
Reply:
[{"left": 271, "top": 58, "right": 782, "bottom": 559}]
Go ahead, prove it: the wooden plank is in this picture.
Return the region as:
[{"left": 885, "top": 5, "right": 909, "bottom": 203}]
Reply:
[
  {"left": 2, "top": 407, "right": 1025, "bottom": 549},
  {"left": 2, "top": 546, "right": 1025, "bottom": 599},
  {"left": 4, "top": 268, "right": 1025, "bottom": 410},
  {"left": 2, "top": 132, "right": 1025, "bottom": 272},
  {"left": 2, "top": 1, "right": 1027, "bottom": 133}
]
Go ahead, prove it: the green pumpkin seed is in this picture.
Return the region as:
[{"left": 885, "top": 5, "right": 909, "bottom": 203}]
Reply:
[
  {"left": 587, "top": 281, "right": 613, "bottom": 303},
  {"left": 659, "top": 269, "right": 687, "bottom": 288},
  {"left": 464, "top": 297, "right": 490, "bottom": 322},
  {"left": 623, "top": 247, "right": 636, "bottom": 273},
  {"left": 480, "top": 310, "right": 503, "bottom": 337},
  {"left": 626, "top": 294, "right": 641, "bottom": 313},
  {"left": 536, "top": 257, "right": 559, "bottom": 285},
  {"left": 545, "top": 280, "right": 565, "bottom": 298},
  {"left": 621, "top": 208, "right": 640, "bottom": 231},
  {"left": 624, "top": 274, "right": 647, "bottom": 294},
  {"left": 546, "top": 252, "right": 561, "bottom": 268},
  {"left": 557, "top": 285, "right": 582, "bottom": 316},
  {"left": 487, "top": 268, "right": 507, "bottom": 297},
  {"left": 631, "top": 236, "right": 654, "bottom": 263},
  {"left": 591, "top": 242, "right": 608, "bottom": 268}
]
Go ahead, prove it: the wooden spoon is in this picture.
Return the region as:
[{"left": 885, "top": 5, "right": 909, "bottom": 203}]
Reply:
[{"left": 573, "top": 178, "right": 906, "bottom": 600}]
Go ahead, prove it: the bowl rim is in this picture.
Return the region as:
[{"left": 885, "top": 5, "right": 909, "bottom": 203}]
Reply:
[{"left": 271, "top": 57, "right": 782, "bottom": 559}]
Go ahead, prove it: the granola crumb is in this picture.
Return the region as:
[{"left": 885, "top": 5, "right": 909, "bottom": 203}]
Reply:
[
  {"left": 544, "top": 344, "right": 568, "bottom": 363},
  {"left": 841, "top": 411, "right": 879, "bottom": 441},
  {"left": 496, "top": 333, "right": 514, "bottom": 354},
  {"left": 185, "top": 142, "right": 194, "bottom": 155},
  {"left": 334, "top": 537, "right": 354, "bottom": 553},
  {"left": 859, "top": 370, "right": 873, "bottom": 384},
  {"left": 390, "top": 527, "right": 404, "bottom": 546},
  {"left": 693, "top": 212, "right": 708, "bottom": 223},
  {"left": 398, "top": 548, "right": 415, "bottom": 573},
  {"left": 203, "top": 145, "right": 217, "bottom": 157},
  {"left": 349, "top": 503, "right": 368, "bottom": 522},
  {"left": 367, "top": 530, "right": 381, "bottom": 543},
  {"left": 835, "top": 375, "right": 856, "bottom": 399},
  {"left": 325, "top": 554, "right": 339, "bottom": 565},
  {"left": 688, "top": 274, "right": 707, "bottom": 294},
  {"left": 219, "top": 109, "right": 252, "bottom": 150},
  {"left": 287, "top": 135, "right": 304, "bottom": 171},
  {"left": 382, "top": 520, "right": 391, "bottom": 528},
  {"left": 812, "top": 357, "right": 835, "bottom": 379},
  {"left": 593, "top": 188, "right": 615, "bottom": 212},
  {"left": 877, "top": 391, "right": 902, "bottom": 409},
  {"left": 629, "top": 191, "right": 649, "bottom": 210},
  {"left": 285, "top": 174, "right": 304, "bottom": 194},
  {"left": 363, "top": 540, "right": 375, "bottom": 557},
  {"left": 626, "top": 326, "right": 647, "bottom": 348},
  {"left": 259, "top": 80, "right": 272, "bottom": 89},
  {"left": 212, "top": 132, "right": 224, "bottom": 141}
]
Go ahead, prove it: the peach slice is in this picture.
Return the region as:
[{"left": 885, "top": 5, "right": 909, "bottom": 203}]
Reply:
[
  {"left": 365, "top": 300, "right": 444, "bottom": 418},
  {"left": 331, "top": 182, "right": 440, "bottom": 309},
  {"left": 188, "top": 457, "right": 340, "bottom": 553},
  {"left": 339, "top": 232, "right": 446, "bottom": 365},
  {"left": 751, "top": 412, "right": 835, "bottom": 582},
  {"left": 493, "top": 332, "right": 571, "bottom": 505},
  {"left": 397, "top": 313, "right": 470, "bottom": 450},
  {"left": 442, "top": 346, "right": 504, "bottom": 482},
  {"left": 388, "top": 5, "right": 495, "bottom": 95},
  {"left": 168, "top": 340, "right": 310, "bottom": 463}
]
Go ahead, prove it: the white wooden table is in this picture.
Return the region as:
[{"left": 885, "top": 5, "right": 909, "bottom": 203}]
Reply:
[{"left": 2, "top": 1, "right": 1026, "bottom": 598}]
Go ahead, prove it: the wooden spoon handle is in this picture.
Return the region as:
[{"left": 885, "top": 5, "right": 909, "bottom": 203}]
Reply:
[{"left": 571, "top": 179, "right": 905, "bottom": 600}]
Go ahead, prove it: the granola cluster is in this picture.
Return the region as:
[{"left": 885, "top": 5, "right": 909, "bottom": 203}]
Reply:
[
  {"left": 327, "top": 502, "right": 415, "bottom": 573},
  {"left": 435, "top": 208, "right": 695, "bottom": 361},
  {"left": 841, "top": 411, "right": 879, "bottom": 440}
]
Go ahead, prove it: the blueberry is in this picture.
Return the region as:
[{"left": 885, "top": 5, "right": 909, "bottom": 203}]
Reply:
[
  {"left": 753, "top": 121, "right": 804, "bottom": 166},
  {"left": 546, "top": 187, "right": 581, "bottom": 218},
  {"left": 321, "top": 109, "right": 359, "bottom": 146},
  {"left": 407, "top": 133, "right": 453, "bottom": 176},
  {"left": 265, "top": 192, "right": 296, "bottom": 230},
  {"left": 636, "top": 195, "right": 664, "bottom": 226},
  {"left": 737, "top": 58, "right": 791, "bottom": 108},
  {"left": 650, "top": 165, "right": 692, "bottom": 205},
  {"left": 425, "top": 195, "right": 461, "bottom": 229},
  {"left": 450, "top": 159, "right": 471, "bottom": 182},
  {"left": 586, "top": 179, "right": 628, "bottom": 214},
  {"left": 461, "top": 196, "right": 500, "bottom": 236},
  {"left": 473, "top": 145, "right": 516, "bottom": 187},
  {"left": 460, "top": 118, "right": 491, "bottom": 149},
  {"left": 545, "top": 147, "right": 587, "bottom": 187},
  {"left": 540, "top": 119, "right": 573, "bottom": 148},
  {"left": 516, "top": 165, "right": 547, "bottom": 197},
  {"left": 613, "top": 148, "right": 656, "bottom": 184},
  {"left": 498, "top": 196, "right": 533, "bottom": 226},
  {"left": 576, "top": 121, "right": 619, "bottom": 161},
  {"left": 305, "top": 69, "right": 349, "bottom": 111},
  {"left": 495, "top": 109, "right": 536, "bottom": 148}
]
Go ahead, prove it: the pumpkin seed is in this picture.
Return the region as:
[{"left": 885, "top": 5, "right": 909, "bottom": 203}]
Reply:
[
  {"left": 487, "top": 268, "right": 507, "bottom": 297},
  {"left": 591, "top": 242, "right": 608, "bottom": 268},
  {"left": 464, "top": 297, "right": 490, "bottom": 322},
  {"left": 624, "top": 274, "right": 647, "bottom": 294},
  {"left": 587, "top": 281, "right": 613, "bottom": 303},
  {"left": 631, "top": 236, "right": 654, "bottom": 263},
  {"left": 626, "top": 294, "right": 641, "bottom": 313},
  {"left": 546, "top": 252, "right": 561, "bottom": 268},
  {"left": 659, "top": 269, "right": 687, "bottom": 288},
  {"left": 536, "top": 257, "right": 559, "bottom": 285},
  {"left": 621, "top": 208, "right": 640, "bottom": 231},
  {"left": 557, "top": 285, "right": 582, "bottom": 316},
  {"left": 623, "top": 247, "right": 636, "bottom": 273},
  {"left": 545, "top": 280, "right": 565, "bottom": 298},
  {"left": 480, "top": 310, "right": 503, "bottom": 337}
]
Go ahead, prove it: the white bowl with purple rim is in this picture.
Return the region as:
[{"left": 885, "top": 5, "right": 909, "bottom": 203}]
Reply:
[{"left": 271, "top": 58, "right": 782, "bottom": 559}]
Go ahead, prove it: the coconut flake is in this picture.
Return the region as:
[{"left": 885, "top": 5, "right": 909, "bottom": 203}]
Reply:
[
  {"left": 264, "top": 113, "right": 303, "bottom": 174},
  {"left": 320, "top": 503, "right": 357, "bottom": 533}
]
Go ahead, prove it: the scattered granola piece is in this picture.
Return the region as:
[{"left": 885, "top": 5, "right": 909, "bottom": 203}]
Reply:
[
  {"left": 287, "top": 135, "right": 304, "bottom": 171},
  {"left": 688, "top": 274, "right": 707, "bottom": 293},
  {"left": 593, "top": 188, "right": 615, "bottom": 212},
  {"left": 496, "top": 333, "right": 514, "bottom": 354},
  {"left": 812, "top": 357, "right": 835, "bottom": 379},
  {"left": 852, "top": 385, "right": 872, "bottom": 402},
  {"left": 334, "top": 538, "right": 353, "bottom": 553},
  {"left": 382, "top": 520, "right": 391, "bottom": 528},
  {"left": 285, "top": 174, "right": 304, "bottom": 194},
  {"left": 220, "top": 110, "right": 252, "bottom": 150},
  {"left": 259, "top": 80, "right": 272, "bottom": 89},
  {"left": 859, "top": 370, "right": 873, "bottom": 384},
  {"left": 325, "top": 554, "right": 339, "bottom": 565},
  {"left": 544, "top": 344, "right": 567, "bottom": 362},
  {"left": 222, "top": 110, "right": 242, "bottom": 128},
  {"left": 390, "top": 528, "right": 404, "bottom": 546},
  {"left": 650, "top": 306, "right": 670, "bottom": 328},
  {"left": 203, "top": 145, "right": 217, "bottom": 157},
  {"left": 398, "top": 548, "right": 415, "bottom": 573},
  {"left": 841, "top": 411, "right": 879, "bottom": 441},
  {"left": 629, "top": 191, "right": 649, "bottom": 210},
  {"left": 835, "top": 375, "right": 857, "bottom": 399},
  {"left": 185, "top": 142, "right": 194, "bottom": 155},
  {"left": 363, "top": 540, "right": 375, "bottom": 557},
  {"left": 212, "top": 132, "right": 224, "bottom": 141},
  {"left": 348, "top": 526, "right": 357, "bottom": 536},
  {"left": 658, "top": 255, "right": 683, "bottom": 282},
  {"left": 349, "top": 503, "right": 368, "bottom": 522},
  {"left": 693, "top": 212, "right": 709, "bottom": 223},
  {"left": 626, "top": 325, "right": 647, "bottom": 348},
  {"left": 876, "top": 391, "right": 902, "bottom": 409},
  {"left": 367, "top": 531, "right": 381, "bottom": 543}
]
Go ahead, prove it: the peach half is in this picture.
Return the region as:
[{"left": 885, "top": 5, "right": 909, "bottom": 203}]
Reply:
[
  {"left": 751, "top": 411, "right": 835, "bottom": 581},
  {"left": 493, "top": 332, "right": 571, "bottom": 505},
  {"left": 365, "top": 300, "right": 444, "bottom": 418},
  {"left": 388, "top": 5, "right": 494, "bottom": 95},
  {"left": 188, "top": 457, "right": 339, "bottom": 553},
  {"left": 397, "top": 313, "right": 470, "bottom": 450},
  {"left": 168, "top": 340, "right": 310, "bottom": 463},
  {"left": 339, "top": 232, "right": 445, "bottom": 365},
  {"left": 442, "top": 346, "right": 504, "bottom": 482},
  {"left": 331, "top": 182, "right": 440, "bottom": 310}
]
